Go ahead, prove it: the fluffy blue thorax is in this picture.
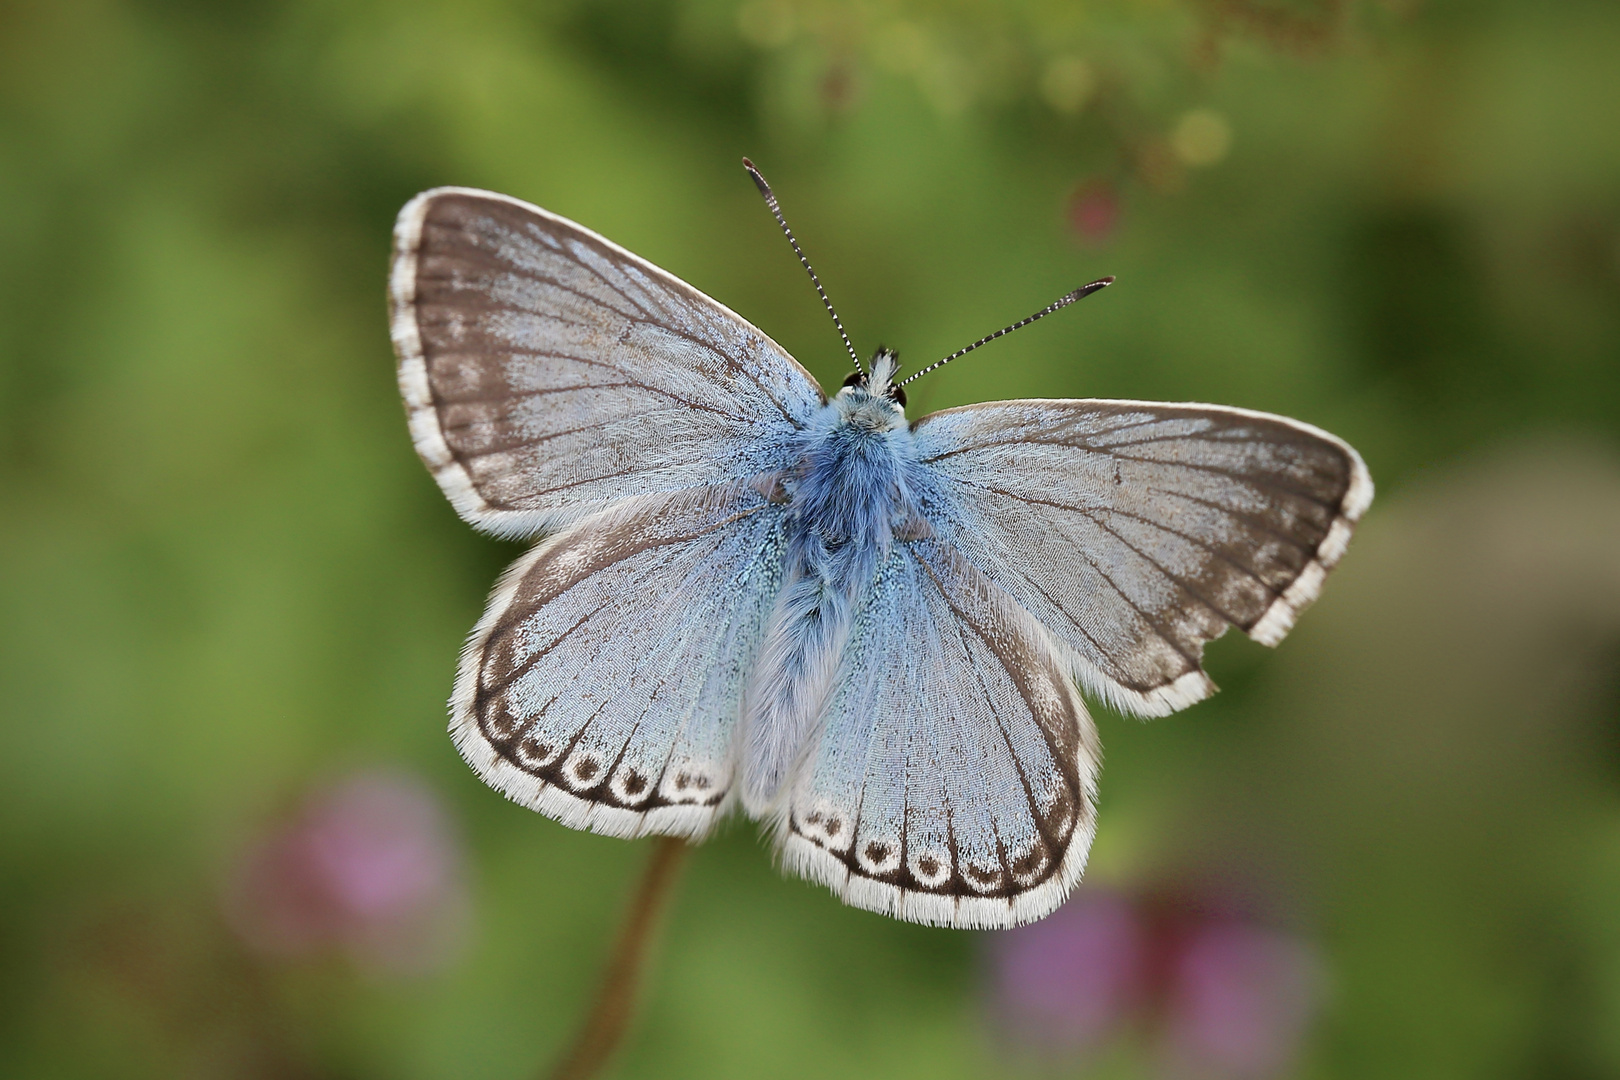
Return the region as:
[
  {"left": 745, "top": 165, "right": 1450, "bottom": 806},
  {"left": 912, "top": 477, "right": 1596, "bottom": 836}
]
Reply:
[{"left": 786, "top": 353, "right": 916, "bottom": 588}]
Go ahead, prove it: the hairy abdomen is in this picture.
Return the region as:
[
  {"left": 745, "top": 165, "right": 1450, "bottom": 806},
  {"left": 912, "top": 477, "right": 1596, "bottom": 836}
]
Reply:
[{"left": 740, "top": 557, "right": 853, "bottom": 812}]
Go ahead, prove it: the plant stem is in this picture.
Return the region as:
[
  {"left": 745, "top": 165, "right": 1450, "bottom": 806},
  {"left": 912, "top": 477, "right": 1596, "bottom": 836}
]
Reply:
[{"left": 545, "top": 836, "right": 690, "bottom": 1080}]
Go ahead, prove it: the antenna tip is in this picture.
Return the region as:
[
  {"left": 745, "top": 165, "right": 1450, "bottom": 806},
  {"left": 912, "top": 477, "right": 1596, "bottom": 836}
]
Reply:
[
  {"left": 742, "top": 157, "right": 772, "bottom": 197},
  {"left": 1070, "top": 276, "right": 1115, "bottom": 301}
]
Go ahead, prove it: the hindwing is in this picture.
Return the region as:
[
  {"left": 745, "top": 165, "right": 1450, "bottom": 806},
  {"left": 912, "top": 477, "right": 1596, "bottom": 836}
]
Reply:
[
  {"left": 781, "top": 539, "right": 1099, "bottom": 929},
  {"left": 454, "top": 482, "right": 787, "bottom": 839}
]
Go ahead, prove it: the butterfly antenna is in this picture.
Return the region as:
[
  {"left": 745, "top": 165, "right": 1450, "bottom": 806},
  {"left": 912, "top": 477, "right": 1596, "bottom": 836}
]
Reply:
[
  {"left": 897, "top": 277, "right": 1115, "bottom": 388},
  {"left": 743, "top": 158, "right": 864, "bottom": 376}
]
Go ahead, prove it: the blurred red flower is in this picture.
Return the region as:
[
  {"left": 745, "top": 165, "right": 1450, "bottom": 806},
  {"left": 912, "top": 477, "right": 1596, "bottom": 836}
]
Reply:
[
  {"left": 987, "top": 885, "right": 1323, "bottom": 1078},
  {"left": 1068, "top": 179, "right": 1122, "bottom": 245},
  {"left": 224, "top": 769, "right": 469, "bottom": 975}
]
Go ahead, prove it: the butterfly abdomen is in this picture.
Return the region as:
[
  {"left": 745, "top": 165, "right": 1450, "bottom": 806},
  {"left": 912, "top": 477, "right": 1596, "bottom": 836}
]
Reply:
[{"left": 740, "top": 391, "right": 920, "bottom": 813}]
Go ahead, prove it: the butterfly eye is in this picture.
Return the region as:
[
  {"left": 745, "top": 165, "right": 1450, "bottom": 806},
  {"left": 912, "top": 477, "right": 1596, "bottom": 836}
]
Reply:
[
  {"left": 841, "top": 372, "right": 864, "bottom": 389},
  {"left": 890, "top": 385, "right": 907, "bottom": 408}
]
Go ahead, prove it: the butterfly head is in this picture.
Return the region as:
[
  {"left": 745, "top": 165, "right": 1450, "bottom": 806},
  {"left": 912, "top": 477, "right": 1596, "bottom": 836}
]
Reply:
[{"left": 837, "top": 348, "right": 908, "bottom": 426}]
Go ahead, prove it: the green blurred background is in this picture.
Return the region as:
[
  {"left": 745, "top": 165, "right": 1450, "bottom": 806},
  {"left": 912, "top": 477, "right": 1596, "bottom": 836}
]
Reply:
[{"left": 3, "top": 0, "right": 1619, "bottom": 1077}]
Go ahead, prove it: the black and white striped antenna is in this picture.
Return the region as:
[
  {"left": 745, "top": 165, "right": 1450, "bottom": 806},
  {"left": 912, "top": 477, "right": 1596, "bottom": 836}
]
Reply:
[
  {"left": 743, "top": 158, "right": 865, "bottom": 376},
  {"left": 897, "top": 277, "right": 1114, "bottom": 388}
]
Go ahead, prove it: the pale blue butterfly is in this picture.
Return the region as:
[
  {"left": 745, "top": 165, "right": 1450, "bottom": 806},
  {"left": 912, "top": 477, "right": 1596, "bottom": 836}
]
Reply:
[{"left": 388, "top": 162, "right": 1372, "bottom": 929}]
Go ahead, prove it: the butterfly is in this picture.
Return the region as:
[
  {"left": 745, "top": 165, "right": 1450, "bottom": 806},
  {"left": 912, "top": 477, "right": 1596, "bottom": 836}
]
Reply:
[{"left": 388, "top": 162, "right": 1371, "bottom": 929}]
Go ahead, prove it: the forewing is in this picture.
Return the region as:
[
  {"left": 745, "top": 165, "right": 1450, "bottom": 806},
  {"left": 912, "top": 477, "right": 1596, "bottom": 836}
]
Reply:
[
  {"left": 454, "top": 482, "right": 787, "bottom": 839},
  {"left": 781, "top": 540, "right": 1100, "bottom": 929},
  {"left": 391, "top": 187, "right": 824, "bottom": 538},
  {"left": 911, "top": 400, "right": 1373, "bottom": 717}
]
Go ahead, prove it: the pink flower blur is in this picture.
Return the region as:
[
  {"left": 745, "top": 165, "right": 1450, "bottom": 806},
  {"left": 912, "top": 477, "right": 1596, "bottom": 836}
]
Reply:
[
  {"left": 1068, "top": 179, "right": 1122, "bottom": 245},
  {"left": 224, "top": 769, "right": 468, "bottom": 974},
  {"left": 986, "top": 886, "right": 1323, "bottom": 1078},
  {"left": 1162, "top": 921, "right": 1321, "bottom": 1079},
  {"left": 989, "top": 891, "right": 1143, "bottom": 1052}
]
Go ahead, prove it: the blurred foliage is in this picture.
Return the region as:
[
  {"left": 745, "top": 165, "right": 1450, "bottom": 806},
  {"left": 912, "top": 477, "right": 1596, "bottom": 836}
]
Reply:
[{"left": 1, "top": 0, "right": 1618, "bottom": 1078}]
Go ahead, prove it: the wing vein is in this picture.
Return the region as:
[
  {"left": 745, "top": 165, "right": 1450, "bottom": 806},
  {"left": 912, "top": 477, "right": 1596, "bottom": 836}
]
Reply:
[
  {"left": 920, "top": 552, "right": 1072, "bottom": 845},
  {"left": 972, "top": 486, "right": 1285, "bottom": 608}
]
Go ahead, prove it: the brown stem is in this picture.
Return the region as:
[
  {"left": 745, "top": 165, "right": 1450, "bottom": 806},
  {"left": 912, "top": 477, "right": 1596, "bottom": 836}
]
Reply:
[{"left": 545, "top": 836, "right": 691, "bottom": 1080}]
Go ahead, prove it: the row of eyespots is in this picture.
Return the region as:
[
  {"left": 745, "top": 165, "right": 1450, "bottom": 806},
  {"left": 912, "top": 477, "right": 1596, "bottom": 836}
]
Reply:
[
  {"left": 797, "top": 806, "right": 1056, "bottom": 894},
  {"left": 483, "top": 710, "right": 725, "bottom": 808}
]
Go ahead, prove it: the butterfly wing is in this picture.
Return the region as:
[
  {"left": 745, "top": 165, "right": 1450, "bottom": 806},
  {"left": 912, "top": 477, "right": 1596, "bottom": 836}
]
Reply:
[
  {"left": 454, "top": 481, "right": 787, "bottom": 839},
  {"left": 910, "top": 399, "right": 1373, "bottom": 717},
  {"left": 390, "top": 187, "right": 824, "bottom": 539},
  {"left": 781, "top": 539, "right": 1100, "bottom": 929}
]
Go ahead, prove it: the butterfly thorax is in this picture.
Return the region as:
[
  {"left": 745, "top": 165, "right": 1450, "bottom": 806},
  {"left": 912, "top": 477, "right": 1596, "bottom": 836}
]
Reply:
[{"left": 791, "top": 392, "right": 910, "bottom": 571}]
